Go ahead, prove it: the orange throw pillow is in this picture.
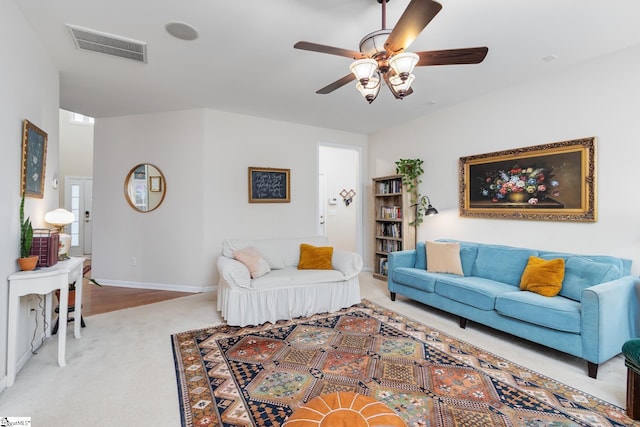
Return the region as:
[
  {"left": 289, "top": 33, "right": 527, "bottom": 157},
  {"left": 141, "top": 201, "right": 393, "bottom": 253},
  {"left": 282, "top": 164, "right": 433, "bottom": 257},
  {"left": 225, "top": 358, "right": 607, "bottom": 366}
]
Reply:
[
  {"left": 520, "top": 256, "right": 565, "bottom": 297},
  {"left": 298, "top": 243, "right": 333, "bottom": 270},
  {"left": 283, "top": 392, "right": 406, "bottom": 427}
]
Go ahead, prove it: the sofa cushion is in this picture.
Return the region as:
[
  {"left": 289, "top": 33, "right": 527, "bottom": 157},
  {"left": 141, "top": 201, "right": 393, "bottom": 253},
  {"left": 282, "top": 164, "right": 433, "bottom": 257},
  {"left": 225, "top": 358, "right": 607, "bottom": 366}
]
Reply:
[
  {"left": 233, "top": 246, "right": 271, "bottom": 279},
  {"left": 471, "top": 246, "right": 538, "bottom": 287},
  {"left": 561, "top": 257, "right": 621, "bottom": 301},
  {"left": 298, "top": 243, "right": 333, "bottom": 270},
  {"left": 432, "top": 240, "right": 478, "bottom": 276},
  {"left": 495, "top": 291, "right": 581, "bottom": 333},
  {"left": 519, "top": 256, "right": 565, "bottom": 297},
  {"left": 426, "top": 241, "right": 463, "bottom": 275},
  {"left": 252, "top": 267, "right": 346, "bottom": 288},
  {"left": 392, "top": 267, "right": 437, "bottom": 293},
  {"left": 434, "top": 276, "right": 516, "bottom": 311},
  {"left": 459, "top": 245, "right": 479, "bottom": 277},
  {"left": 415, "top": 242, "right": 427, "bottom": 269}
]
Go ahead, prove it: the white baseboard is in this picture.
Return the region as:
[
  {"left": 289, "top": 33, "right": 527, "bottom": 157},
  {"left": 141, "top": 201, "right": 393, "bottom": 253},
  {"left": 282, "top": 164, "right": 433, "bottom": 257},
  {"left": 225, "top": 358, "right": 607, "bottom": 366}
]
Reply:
[{"left": 94, "top": 279, "right": 216, "bottom": 294}]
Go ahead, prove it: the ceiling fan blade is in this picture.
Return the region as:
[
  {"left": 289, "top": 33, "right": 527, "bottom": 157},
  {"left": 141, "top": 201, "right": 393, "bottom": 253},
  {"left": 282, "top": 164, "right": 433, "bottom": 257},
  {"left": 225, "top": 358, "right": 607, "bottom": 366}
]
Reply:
[
  {"left": 415, "top": 47, "right": 489, "bottom": 66},
  {"left": 384, "top": 0, "right": 442, "bottom": 55},
  {"left": 294, "top": 41, "right": 366, "bottom": 60},
  {"left": 316, "top": 74, "right": 356, "bottom": 94}
]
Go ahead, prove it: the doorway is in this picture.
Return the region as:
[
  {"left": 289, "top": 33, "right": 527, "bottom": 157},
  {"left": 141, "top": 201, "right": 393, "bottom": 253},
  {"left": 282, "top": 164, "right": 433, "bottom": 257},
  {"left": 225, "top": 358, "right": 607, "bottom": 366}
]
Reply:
[
  {"left": 65, "top": 177, "right": 93, "bottom": 256},
  {"left": 318, "top": 144, "right": 361, "bottom": 253}
]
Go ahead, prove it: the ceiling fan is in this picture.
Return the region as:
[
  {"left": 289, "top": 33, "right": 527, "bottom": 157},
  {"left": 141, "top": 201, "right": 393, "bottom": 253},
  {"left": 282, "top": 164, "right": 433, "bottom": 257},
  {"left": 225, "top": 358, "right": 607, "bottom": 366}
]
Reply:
[{"left": 294, "top": 0, "right": 488, "bottom": 103}]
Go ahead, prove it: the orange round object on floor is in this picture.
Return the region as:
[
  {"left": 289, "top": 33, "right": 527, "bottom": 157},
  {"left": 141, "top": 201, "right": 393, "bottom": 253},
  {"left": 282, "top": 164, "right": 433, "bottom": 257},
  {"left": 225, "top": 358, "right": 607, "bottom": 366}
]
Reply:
[{"left": 283, "top": 391, "right": 407, "bottom": 427}]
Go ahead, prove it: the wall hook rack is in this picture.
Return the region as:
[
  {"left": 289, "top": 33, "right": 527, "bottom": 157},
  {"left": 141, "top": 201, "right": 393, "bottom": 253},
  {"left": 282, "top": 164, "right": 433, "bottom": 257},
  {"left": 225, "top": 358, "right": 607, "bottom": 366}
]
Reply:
[{"left": 340, "top": 189, "right": 356, "bottom": 206}]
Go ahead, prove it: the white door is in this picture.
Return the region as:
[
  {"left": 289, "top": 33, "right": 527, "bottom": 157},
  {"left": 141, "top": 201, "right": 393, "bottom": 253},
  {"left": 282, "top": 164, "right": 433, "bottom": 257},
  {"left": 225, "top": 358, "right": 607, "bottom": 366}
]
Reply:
[
  {"left": 318, "top": 173, "right": 327, "bottom": 236},
  {"left": 318, "top": 145, "right": 361, "bottom": 253},
  {"left": 65, "top": 177, "right": 93, "bottom": 256}
]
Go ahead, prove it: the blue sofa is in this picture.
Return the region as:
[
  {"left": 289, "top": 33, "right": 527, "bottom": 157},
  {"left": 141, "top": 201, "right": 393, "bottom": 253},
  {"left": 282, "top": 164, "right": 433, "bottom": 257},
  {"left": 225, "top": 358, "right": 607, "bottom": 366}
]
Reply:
[{"left": 388, "top": 240, "right": 640, "bottom": 378}]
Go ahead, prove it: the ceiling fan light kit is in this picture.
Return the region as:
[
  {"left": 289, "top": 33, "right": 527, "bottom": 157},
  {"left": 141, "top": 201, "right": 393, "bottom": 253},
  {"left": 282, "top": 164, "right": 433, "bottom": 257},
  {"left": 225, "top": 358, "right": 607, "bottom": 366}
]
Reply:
[
  {"left": 294, "top": 0, "right": 488, "bottom": 104},
  {"left": 356, "top": 77, "right": 381, "bottom": 104},
  {"left": 389, "top": 52, "right": 419, "bottom": 81},
  {"left": 350, "top": 59, "right": 378, "bottom": 86}
]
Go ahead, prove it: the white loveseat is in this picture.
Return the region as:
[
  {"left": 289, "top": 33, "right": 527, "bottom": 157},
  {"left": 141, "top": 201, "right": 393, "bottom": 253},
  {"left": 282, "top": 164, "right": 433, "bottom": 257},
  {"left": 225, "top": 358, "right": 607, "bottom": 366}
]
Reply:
[{"left": 217, "top": 236, "right": 363, "bottom": 326}]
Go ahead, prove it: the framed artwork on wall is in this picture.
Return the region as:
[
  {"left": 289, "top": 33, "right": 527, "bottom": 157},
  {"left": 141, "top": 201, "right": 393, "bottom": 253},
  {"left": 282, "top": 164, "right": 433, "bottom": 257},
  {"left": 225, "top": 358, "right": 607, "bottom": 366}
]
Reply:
[
  {"left": 21, "top": 119, "right": 48, "bottom": 198},
  {"left": 459, "top": 137, "right": 596, "bottom": 221},
  {"left": 248, "top": 167, "right": 290, "bottom": 203},
  {"left": 149, "top": 176, "right": 162, "bottom": 192}
]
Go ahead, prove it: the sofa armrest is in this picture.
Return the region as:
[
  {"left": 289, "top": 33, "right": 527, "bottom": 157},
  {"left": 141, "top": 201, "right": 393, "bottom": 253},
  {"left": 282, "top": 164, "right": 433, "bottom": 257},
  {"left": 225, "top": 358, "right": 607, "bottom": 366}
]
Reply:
[
  {"left": 387, "top": 249, "right": 418, "bottom": 292},
  {"left": 332, "top": 249, "right": 363, "bottom": 280},
  {"left": 581, "top": 275, "right": 640, "bottom": 363},
  {"left": 217, "top": 256, "right": 251, "bottom": 289},
  {"left": 388, "top": 249, "right": 417, "bottom": 270}
]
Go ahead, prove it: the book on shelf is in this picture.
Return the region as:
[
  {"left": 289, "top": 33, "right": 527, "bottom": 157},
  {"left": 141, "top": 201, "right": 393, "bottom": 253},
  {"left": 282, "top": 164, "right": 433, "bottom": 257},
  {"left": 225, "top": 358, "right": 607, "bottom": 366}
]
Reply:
[
  {"left": 380, "top": 206, "right": 402, "bottom": 219},
  {"left": 379, "top": 257, "right": 388, "bottom": 276},
  {"left": 376, "top": 179, "right": 402, "bottom": 195},
  {"left": 378, "top": 222, "right": 402, "bottom": 238},
  {"left": 377, "top": 239, "right": 402, "bottom": 253}
]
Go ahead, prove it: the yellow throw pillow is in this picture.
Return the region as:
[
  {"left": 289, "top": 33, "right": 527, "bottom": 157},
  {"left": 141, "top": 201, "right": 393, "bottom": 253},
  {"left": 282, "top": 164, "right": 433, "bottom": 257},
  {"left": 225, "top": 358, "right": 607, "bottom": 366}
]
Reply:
[
  {"left": 520, "top": 256, "right": 565, "bottom": 297},
  {"left": 298, "top": 243, "right": 333, "bottom": 270}
]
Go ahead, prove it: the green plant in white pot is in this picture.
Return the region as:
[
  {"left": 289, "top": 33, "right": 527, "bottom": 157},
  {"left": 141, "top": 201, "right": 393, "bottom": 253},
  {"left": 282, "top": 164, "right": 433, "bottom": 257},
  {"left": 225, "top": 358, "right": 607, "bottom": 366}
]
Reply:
[{"left": 18, "top": 193, "right": 38, "bottom": 270}]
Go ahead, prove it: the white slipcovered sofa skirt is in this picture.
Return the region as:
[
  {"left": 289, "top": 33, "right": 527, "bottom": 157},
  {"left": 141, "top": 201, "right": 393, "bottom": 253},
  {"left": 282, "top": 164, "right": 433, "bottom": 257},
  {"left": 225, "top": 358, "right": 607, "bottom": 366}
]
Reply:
[{"left": 217, "top": 273, "right": 361, "bottom": 327}]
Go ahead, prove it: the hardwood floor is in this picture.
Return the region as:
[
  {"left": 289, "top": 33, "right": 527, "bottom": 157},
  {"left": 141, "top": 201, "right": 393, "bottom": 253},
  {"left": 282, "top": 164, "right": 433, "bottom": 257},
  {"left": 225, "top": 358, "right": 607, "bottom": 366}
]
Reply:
[
  {"left": 81, "top": 279, "right": 195, "bottom": 316},
  {"left": 77, "top": 259, "right": 194, "bottom": 315}
]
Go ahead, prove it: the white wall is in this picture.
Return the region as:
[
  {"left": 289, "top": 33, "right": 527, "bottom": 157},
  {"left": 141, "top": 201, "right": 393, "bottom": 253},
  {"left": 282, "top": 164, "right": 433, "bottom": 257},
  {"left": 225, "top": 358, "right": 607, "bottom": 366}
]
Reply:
[
  {"left": 0, "top": 1, "right": 60, "bottom": 387},
  {"left": 368, "top": 44, "right": 640, "bottom": 275},
  {"left": 92, "top": 109, "right": 367, "bottom": 290}
]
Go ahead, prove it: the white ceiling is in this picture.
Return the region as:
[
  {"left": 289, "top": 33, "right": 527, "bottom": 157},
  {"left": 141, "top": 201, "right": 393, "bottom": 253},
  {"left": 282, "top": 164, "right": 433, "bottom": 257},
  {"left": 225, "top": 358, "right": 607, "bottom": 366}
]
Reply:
[{"left": 15, "top": 0, "right": 640, "bottom": 134}]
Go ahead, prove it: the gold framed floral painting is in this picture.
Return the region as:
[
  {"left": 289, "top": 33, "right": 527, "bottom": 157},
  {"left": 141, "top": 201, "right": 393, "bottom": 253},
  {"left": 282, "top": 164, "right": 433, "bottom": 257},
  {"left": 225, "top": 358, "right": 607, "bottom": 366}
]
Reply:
[{"left": 459, "top": 137, "right": 596, "bottom": 221}]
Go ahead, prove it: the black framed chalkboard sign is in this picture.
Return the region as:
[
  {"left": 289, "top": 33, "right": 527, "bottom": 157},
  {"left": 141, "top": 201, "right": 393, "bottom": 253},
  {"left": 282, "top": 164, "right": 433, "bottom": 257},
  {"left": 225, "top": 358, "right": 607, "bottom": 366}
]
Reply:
[{"left": 248, "top": 167, "right": 290, "bottom": 203}]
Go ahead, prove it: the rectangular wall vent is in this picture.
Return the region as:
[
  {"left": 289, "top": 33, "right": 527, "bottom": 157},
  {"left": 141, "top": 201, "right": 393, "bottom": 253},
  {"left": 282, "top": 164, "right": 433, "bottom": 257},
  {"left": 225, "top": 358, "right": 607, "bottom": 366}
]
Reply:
[{"left": 66, "top": 24, "right": 147, "bottom": 63}]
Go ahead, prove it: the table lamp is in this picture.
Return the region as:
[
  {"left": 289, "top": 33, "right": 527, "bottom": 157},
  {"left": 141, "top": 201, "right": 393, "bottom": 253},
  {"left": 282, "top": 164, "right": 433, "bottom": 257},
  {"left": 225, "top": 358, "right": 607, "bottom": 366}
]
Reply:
[{"left": 44, "top": 208, "right": 75, "bottom": 260}]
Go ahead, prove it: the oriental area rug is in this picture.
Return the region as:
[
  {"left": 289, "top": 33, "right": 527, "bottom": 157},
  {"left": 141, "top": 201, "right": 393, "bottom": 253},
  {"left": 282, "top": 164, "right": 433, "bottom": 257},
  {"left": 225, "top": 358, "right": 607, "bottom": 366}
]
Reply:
[{"left": 171, "top": 300, "right": 633, "bottom": 427}]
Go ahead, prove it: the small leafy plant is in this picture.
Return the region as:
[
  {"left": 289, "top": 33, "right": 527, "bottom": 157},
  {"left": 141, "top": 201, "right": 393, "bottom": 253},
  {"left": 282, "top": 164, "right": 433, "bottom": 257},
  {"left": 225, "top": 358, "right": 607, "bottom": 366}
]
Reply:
[
  {"left": 19, "top": 193, "right": 34, "bottom": 258},
  {"left": 395, "top": 158, "right": 431, "bottom": 226}
]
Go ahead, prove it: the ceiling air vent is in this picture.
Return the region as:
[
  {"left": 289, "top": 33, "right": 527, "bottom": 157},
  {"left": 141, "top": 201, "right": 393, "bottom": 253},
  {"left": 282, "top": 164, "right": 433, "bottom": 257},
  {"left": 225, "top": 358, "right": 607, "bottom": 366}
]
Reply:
[{"left": 66, "top": 24, "right": 147, "bottom": 63}]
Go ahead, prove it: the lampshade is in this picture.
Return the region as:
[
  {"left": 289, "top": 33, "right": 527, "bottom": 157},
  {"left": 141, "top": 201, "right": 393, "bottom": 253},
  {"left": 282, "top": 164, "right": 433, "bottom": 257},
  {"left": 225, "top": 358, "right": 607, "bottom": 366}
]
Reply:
[
  {"left": 356, "top": 76, "right": 381, "bottom": 104},
  {"left": 389, "top": 74, "right": 415, "bottom": 97},
  {"left": 389, "top": 52, "right": 419, "bottom": 80},
  {"left": 349, "top": 58, "right": 378, "bottom": 85},
  {"left": 44, "top": 209, "right": 75, "bottom": 227},
  {"left": 426, "top": 203, "right": 439, "bottom": 216}
]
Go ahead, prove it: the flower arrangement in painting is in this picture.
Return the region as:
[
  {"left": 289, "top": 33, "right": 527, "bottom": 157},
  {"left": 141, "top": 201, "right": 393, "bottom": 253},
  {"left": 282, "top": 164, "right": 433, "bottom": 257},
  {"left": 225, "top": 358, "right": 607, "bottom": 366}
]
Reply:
[{"left": 477, "top": 165, "right": 560, "bottom": 204}]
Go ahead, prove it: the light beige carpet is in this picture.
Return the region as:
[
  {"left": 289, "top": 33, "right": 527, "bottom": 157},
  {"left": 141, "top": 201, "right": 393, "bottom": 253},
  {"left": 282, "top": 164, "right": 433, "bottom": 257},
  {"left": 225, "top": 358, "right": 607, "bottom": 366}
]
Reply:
[{"left": 0, "top": 273, "right": 630, "bottom": 426}]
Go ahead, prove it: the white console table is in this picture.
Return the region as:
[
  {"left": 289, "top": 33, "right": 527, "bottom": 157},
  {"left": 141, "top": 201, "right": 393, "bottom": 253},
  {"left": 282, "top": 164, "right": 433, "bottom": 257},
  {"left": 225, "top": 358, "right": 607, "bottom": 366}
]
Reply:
[{"left": 6, "top": 257, "right": 84, "bottom": 387}]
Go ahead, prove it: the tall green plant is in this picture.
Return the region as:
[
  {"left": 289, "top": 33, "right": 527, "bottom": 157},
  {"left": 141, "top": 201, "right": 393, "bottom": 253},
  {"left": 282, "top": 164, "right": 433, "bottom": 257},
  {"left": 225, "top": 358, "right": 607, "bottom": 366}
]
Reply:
[
  {"left": 20, "top": 193, "right": 34, "bottom": 258},
  {"left": 395, "top": 158, "right": 429, "bottom": 227}
]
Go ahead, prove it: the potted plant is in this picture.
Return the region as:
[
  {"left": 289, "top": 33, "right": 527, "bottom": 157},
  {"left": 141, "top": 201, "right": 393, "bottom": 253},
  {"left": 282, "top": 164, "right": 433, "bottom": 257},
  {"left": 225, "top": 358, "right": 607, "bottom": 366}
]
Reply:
[
  {"left": 395, "top": 158, "right": 436, "bottom": 227},
  {"left": 18, "top": 193, "right": 38, "bottom": 271}
]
